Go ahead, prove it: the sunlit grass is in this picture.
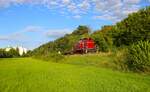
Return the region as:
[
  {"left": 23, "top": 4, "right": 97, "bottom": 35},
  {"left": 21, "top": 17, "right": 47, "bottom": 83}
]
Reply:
[{"left": 0, "top": 58, "right": 150, "bottom": 92}]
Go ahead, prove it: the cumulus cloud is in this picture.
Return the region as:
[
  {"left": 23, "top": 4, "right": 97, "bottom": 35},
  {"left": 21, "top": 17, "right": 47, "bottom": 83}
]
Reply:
[
  {"left": 23, "top": 26, "right": 73, "bottom": 39},
  {"left": 92, "top": 0, "right": 142, "bottom": 22},
  {"left": 73, "top": 15, "right": 81, "bottom": 19},
  {"left": 0, "top": 0, "right": 144, "bottom": 22},
  {"left": 23, "top": 26, "right": 43, "bottom": 32},
  {"left": 62, "top": 0, "right": 70, "bottom": 5},
  {"left": 0, "top": 32, "right": 27, "bottom": 41},
  {"left": 0, "top": 26, "right": 72, "bottom": 41},
  {"left": 123, "top": 0, "right": 141, "bottom": 4},
  {"left": 94, "top": 14, "right": 118, "bottom": 22},
  {"left": 78, "top": 0, "right": 90, "bottom": 10},
  {"left": 45, "top": 28, "right": 72, "bottom": 38},
  {"left": 0, "top": 36, "right": 10, "bottom": 40},
  {"left": 0, "top": 26, "right": 72, "bottom": 49},
  {"left": 0, "top": 26, "right": 39, "bottom": 41}
]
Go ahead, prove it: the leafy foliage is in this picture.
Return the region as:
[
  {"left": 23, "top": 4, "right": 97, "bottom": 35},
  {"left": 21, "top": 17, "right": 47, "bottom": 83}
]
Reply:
[
  {"left": 91, "top": 26, "right": 113, "bottom": 52},
  {"left": 0, "top": 48, "right": 20, "bottom": 58},
  {"left": 126, "top": 41, "right": 150, "bottom": 72},
  {"left": 32, "top": 6, "right": 150, "bottom": 73},
  {"left": 32, "top": 25, "right": 91, "bottom": 55},
  {"left": 33, "top": 6, "right": 150, "bottom": 56},
  {"left": 113, "top": 48, "right": 128, "bottom": 71},
  {"left": 9, "top": 48, "right": 20, "bottom": 57},
  {"left": 91, "top": 33, "right": 109, "bottom": 52},
  {"left": 0, "top": 49, "right": 12, "bottom": 58},
  {"left": 113, "top": 7, "right": 150, "bottom": 46},
  {"left": 72, "top": 25, "right": 91, "bottom": 35},
  {"left": 0, "top": 48, "right": 29, "bottom": 58},
  {"left": 33, "top": 51, "right": 64, "bottom": 63}
]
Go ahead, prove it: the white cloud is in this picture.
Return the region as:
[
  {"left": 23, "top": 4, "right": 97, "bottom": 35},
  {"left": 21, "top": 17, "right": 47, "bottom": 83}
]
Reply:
[
  {"left": 0, "top": 32, "right": 27, "bottom": 41},
  {"left": 73, "top": 15, "right": 81, "bottom": 19},
  {"left": 0, "top": 26, "right": 72, "bottom": 41},
  {"left": 67, "top": 2, "right": 77, "bottom": 11},
  {"left": 122, "top": 5, "right": 140, "bottom": 15},
  {"left": 0, "top": 26, "right": 43, "bottom": 41},
  {"left": 0, "top": 26, "right": 72, "bottom": 49},
  {"left": 78, "top": 0, "right": 90, "bottom": 10},
  {"left": 45, "top": 28, "right": 72, "bottom": 38},
  {"left": 93, "top": 0, "right": 142, "bottom": 22},
  {"left": 0, "top": 0, "right": 143, "bottom": 22},
  {"left": 62, "top": 0, "right": 70, "bottom": 5},
  {"left": 21, "top": 26, "right": 72, "bottom": 39},
  {"left": 93, "top": 14, "right": 120, "bottom": 23},
  {"left": 23, "top": 26, "right": 42, "bottom": 32},
  {"left": 0, "top": 36, "right": 10, "bottom": 40},
  {"left": 0, "top": 0, "right": 11, "bottom": 8},
  {"left": 123, "top": 0, "right": 141, "bottom": 4}
]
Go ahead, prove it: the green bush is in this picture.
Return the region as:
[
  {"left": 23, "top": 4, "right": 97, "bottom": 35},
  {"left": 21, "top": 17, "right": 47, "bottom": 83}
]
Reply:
[
  {"left": 8, "top": 48, "right": 20, "bottom": 57},
  {"left": 113, "top": 48, "right": 128, "bottom": 71},
  {"left": 0, "top": 49, "right": 11, "bottom": 58},
  {"left": 91, "top": 33, "right": 109, "bottom": 52},
  {"left": 48, "top": 52, "right": 64, "bottom": 63},
  {"left": 33, "top": 52, "right": 64, "bottom": 63},
  {"left": 113, "top": 7, "right": 150, "bottom": 47},
  {"left": 0, "top": 48, "right": 23, "bottom": 58},
  {"left": 126, "top": 41, "right": 150, "bottom": 72}
]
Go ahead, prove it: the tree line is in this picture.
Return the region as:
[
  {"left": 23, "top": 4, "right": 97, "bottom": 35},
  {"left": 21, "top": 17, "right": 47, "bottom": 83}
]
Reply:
[
  {"left": 0, "top": 48, "right": 30, "bottom": 58},
  {"left": 33, "top": 7, "right": 150, "bottom": 55},
  {"left": 1, "top": 6, "right": 149, "bottom": 72},
  {"left": 32, "top": 6, "right": 150, "bottom": 72}
]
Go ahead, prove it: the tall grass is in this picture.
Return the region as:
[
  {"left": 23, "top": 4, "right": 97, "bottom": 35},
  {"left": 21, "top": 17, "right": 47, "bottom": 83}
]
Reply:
[
  {"left": 112, "top": 48, "right": 128, "bottom": 71},
  {"left": 33, "top": 52, "right": 64, "bottom": 63},
  {"left": 62, "top": 53, "right": 116, "bottom": 68},
  {"left": 126, "top": 41, "right": 150, "bottom": 72}
]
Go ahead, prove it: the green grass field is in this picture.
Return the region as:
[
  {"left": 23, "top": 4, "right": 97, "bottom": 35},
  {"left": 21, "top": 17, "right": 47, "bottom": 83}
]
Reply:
[{"left": 0, "top": 57, "right": 150, "bottom": 92}]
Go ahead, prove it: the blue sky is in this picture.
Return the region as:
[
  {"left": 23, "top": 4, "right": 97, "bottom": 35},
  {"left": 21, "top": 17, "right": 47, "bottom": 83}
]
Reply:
[{"left": 0, "top": 0, "right": 149, "bottom": 49}]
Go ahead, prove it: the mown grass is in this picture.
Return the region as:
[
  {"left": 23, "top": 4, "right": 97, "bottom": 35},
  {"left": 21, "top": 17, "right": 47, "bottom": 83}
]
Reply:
[
  {"left": 0, "top": 58, "right": 150, "bottom": 92},
  {"left": 62, "top": 53, "right": 116, "bottom": 68}
]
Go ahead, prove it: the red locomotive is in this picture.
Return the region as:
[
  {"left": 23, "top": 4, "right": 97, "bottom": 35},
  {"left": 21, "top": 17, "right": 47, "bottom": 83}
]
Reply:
[{"left": 72, "top": 38, "right": 97, "bottom": 54}]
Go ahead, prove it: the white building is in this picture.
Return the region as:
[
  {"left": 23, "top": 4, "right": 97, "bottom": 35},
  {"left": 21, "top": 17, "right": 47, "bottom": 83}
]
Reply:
[
  {"left": 5, "top": 46, "right": 28, "bottom": 56},
  {"left": 5, "top": 47, "right": 11, "bottom": 52}
]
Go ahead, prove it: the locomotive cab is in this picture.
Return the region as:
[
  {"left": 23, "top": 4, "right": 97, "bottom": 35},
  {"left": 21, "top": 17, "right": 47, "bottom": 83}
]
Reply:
[{"left": 73, "top": 38, "right": 97, "bottom": 54}]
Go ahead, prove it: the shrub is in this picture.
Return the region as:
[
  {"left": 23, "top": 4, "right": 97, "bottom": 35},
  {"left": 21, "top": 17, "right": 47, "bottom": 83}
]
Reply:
[
  {"left": 91, "top": 33, "right": 109, "bottom": 52},
  {"left": 8, "top": 48, "right": 20, "bottom": 57},
  {"left": 113, "top": 48, "right": 128, "bottom": 71},
  {"left": 0, "top": 49, "right": 13, "bottom": 58},
  {"left": 47, "top": 52, "right": 64, "bottom": 63},
  {"left": 126, "top": 41, "right": 150, "bottom": 72},
  {"left": 113, "top": 7, "right": 150, "bottom": 47},
  {"left": 33, "top": 52, "right": 64, "bottom": 63}
]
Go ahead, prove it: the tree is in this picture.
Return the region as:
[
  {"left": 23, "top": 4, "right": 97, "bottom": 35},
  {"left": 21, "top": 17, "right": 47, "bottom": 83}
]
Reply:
[
  {"left": 91, "top": 33, "right": 109, "bottom": 52},
  {"left": 72, "top": 25, "right": 91, "bottom": 35},
  {"left": 113, "top": 7, "right": 150, "bottom": 46},
  {"left": 0, "top": 48, "right": 19, "bottom": 58},
  {"left": 8, "top": 48, "right": 20, "bottom": 57}
]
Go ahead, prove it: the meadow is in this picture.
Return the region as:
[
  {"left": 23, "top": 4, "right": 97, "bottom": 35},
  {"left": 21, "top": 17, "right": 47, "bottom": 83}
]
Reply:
[{"left": 0, "top": 56, "right": 150, "bottom": 92}]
